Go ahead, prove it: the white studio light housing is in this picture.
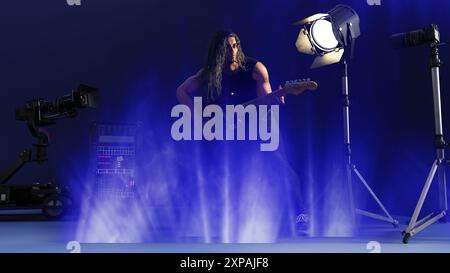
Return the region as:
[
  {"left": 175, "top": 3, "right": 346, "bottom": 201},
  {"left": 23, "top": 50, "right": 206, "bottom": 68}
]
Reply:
[{"left": 294, "top": 4, "right": 360, "bottom": 68}]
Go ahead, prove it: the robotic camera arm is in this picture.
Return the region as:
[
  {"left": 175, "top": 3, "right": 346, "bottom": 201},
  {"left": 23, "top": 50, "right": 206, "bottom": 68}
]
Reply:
[{"left": 1, "top": 84, "right": 98, "bottom": 184}]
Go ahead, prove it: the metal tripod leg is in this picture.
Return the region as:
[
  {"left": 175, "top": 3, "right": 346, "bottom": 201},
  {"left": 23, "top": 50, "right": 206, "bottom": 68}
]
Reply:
[
  {"left": 346, "top": 162, "right": 356, "bottom": 230},
  {"left": 438, "top": 163, "right": 448, "bottom": 223},
  {"left": 402, "top": 160, "right": 447, "bottom": 243},
  {"left": 351, "top": 165, "right": 399, "bottom": 226}
]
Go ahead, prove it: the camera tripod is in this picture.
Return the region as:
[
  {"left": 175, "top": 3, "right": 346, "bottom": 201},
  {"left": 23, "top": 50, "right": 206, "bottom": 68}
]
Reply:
[{"left": 402, "top": 43, "right": 448, "bottom": 244}]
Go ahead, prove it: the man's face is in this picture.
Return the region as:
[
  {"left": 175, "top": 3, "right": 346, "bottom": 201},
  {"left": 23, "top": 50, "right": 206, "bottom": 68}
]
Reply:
[{"left": 226, "top": 36, "right": 238, "bottom": 62}]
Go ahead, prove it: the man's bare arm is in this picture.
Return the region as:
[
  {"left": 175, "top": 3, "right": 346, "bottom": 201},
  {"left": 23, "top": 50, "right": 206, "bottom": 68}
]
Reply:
[
  {"left": 176, "top": 70, "right": 204, "bottom": 110},
  {"left": 252, "top": 62, "right": 285, "bottom": 104}
]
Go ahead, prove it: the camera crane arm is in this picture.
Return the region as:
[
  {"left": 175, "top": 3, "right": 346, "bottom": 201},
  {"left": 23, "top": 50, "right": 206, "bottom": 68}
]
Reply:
[
  {"left": 0, "top": 149, "right": 32, "bottom": 185},
  {"left": 0, "top": 84, "right": 98, "bottom": 185}
]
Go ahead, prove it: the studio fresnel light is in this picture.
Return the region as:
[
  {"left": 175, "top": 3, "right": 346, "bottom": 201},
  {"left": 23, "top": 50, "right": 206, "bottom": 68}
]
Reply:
[{"left": 295, "top": 4, "right": 360, "bottom": 68}]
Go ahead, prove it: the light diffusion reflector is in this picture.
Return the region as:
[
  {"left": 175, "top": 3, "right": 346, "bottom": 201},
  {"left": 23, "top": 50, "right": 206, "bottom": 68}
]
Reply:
[
  {"left": 293, "top": 13, "right": 329, "bottom": 26},
  {"left": 295, "top": 28, "right": 315, "bottom": 55},
  {"left": 311, "top": 48, "right": 344, "bottom": 69}
]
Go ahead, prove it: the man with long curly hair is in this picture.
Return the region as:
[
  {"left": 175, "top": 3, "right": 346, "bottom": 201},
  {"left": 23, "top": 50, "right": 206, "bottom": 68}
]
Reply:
[
  {"left": 173, "top": 31, "right": 306, "bottom": 243},
  {"left": 176, "top": 30, "right": 284, "bottom": 108}
]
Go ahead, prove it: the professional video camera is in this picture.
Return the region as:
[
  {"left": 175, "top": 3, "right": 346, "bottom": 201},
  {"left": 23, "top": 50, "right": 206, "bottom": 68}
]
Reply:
[
  {"left": 0, "top": 84, "right": 98, "bottom": 219},
  {"left": 390, "top": 24, "right": 440, "bottom": 49},
  {"left": 16, "top": 84, "right": 97, "bottom": 133}
]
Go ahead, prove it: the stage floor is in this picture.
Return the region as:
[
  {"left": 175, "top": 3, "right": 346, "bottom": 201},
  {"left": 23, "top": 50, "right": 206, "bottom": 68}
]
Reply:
[{"left": 0, "top": 212, "right": 449, "bottom": 253}]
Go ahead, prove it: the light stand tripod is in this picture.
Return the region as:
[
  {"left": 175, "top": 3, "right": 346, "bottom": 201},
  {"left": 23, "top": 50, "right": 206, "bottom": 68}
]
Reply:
[
  {"left": 293, "top": 4, "right": 398, "bottom": 229},
  {"left": 342, "top": 59, "right": 399, "bottom": 228},
  {"left": 402, "top": 43, "right": 447, "bottom": 244}
]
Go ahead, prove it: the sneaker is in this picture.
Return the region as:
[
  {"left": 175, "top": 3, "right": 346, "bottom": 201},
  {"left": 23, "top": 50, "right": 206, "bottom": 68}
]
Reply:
[{"left": 295, "top": 212, "right": 310, "bottom": 236}]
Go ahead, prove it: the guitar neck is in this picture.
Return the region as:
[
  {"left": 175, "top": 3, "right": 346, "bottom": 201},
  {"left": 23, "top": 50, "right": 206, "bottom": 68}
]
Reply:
[{"left": 242, "top": 88, "right": 286, "bottom": 107}]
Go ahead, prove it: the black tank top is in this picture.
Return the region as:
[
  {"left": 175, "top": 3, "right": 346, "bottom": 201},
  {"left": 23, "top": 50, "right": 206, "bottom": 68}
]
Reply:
[{"left": 201, "top": 57, "right": 259, "bottom": 106}]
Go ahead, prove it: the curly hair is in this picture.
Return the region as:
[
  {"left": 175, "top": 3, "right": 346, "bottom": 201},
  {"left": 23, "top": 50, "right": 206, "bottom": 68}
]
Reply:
[{"left": 201, "top": 30, "right": 247, "bottom": 103}]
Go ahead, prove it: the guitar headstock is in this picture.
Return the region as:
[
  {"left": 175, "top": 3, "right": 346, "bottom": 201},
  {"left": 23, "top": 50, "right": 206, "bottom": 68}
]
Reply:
[{"left": 283, "top": 78, "right": 318, "bottom": 95}]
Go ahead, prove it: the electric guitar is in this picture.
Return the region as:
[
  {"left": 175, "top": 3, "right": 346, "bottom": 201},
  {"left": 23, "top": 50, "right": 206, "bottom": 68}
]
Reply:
[{"left": 195, "top": 79, "right": 318, "bottom": 143}]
